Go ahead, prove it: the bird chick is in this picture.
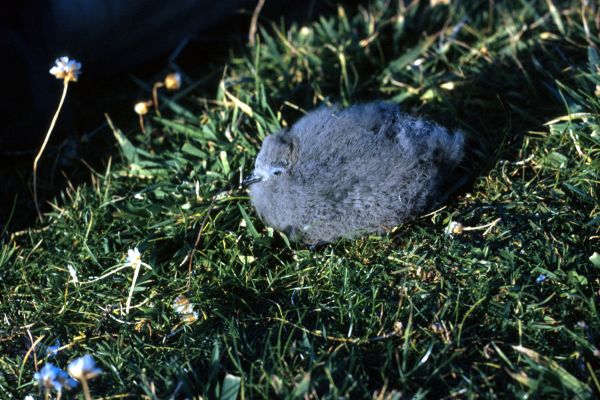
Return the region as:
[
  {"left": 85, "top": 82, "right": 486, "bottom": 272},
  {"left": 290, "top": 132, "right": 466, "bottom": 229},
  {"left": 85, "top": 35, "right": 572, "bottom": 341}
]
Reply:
[{"left": 245, "top": 102, "right": 465, "bottom": 244}]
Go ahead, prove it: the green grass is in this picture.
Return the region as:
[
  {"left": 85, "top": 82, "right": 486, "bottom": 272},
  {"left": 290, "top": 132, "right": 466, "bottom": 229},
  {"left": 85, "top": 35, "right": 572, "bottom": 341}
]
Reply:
[{"left": 1, "top": 0, "right": 599, "bottom": 398}]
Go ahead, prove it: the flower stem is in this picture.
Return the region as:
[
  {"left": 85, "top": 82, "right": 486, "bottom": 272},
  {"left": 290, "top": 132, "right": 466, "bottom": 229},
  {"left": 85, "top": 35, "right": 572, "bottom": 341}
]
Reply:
[
  {"left": 248, "top": 0, "right": 266, "bottom": 46},
  {"left": 33, "top": 79, "right": 69, "bottom": 219},
  {"left": 125, "top": 262, "right": 142, "bottom": 314},
  {"left": 83, "top": 263, "right": 132, "bottom": 284},
  {"left": 139, "top": 114, "right": 146, "bottom": 134},
  {"left": 462, "top": 218, "right": 501, "bottom": 236},
  {"left": 80, "top": 377, "right": 93, "bottom": 400},
  {"left": 152, "top": 82, "right": 164, "bottom": 116}
]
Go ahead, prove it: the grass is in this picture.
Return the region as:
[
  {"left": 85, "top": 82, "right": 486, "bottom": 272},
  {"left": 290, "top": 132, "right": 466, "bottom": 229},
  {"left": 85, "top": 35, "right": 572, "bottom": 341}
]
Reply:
[{"left": 1, "top": 0, "right": 599, "bottom": 398}]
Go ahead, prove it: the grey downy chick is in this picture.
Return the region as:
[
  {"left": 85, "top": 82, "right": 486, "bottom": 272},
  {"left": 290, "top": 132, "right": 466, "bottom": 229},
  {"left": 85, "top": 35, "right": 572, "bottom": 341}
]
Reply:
[{"left": 245, "top": 102, "right": 465, "bottom": 244}]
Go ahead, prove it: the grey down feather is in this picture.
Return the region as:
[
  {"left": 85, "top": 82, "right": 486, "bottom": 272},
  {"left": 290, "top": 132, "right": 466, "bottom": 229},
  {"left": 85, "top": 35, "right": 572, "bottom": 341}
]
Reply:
[{"left": 245, "top": 102, "right": 465, "bottom": 244}]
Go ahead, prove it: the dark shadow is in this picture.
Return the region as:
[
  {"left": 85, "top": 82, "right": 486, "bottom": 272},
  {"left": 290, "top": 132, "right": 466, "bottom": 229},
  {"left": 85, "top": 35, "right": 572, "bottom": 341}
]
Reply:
[{"left": 0, "top": 0, "right": 364, "bottom": 232}]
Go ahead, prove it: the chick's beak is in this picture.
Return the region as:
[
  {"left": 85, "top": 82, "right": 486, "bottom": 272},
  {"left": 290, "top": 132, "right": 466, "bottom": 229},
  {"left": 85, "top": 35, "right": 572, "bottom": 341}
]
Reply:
[{"left": 243, "top": 173, "right": 262, "bottom": 187}]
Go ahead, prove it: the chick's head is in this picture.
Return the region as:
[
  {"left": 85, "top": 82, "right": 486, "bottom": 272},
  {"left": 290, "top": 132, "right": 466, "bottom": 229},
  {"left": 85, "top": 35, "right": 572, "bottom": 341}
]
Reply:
[{"left": 246, "top": 130, "right": 298, "bottom": 186}]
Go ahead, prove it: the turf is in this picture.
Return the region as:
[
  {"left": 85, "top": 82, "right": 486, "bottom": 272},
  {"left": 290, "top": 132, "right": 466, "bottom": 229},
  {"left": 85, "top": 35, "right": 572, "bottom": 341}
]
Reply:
[{"left": 1, "top": 0, "right": 599, "bottom": 398}]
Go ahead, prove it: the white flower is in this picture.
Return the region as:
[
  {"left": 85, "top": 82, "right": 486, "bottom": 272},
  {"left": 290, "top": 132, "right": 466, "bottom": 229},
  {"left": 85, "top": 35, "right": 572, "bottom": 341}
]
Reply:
[
  {"left": 34, "top": 364, "right": 59, "bottom": 389},
  {"left": 173, "top": 295, "right": 199, "bottom": 323},
  {"left": 55, "top": 369, "right": 78, "bottom": 391},
  {"left": 67, "top": 355, "right": 102, "bottom": 380},
  {"left": 173, "top": 295, "right": 194, "bottom": 315},
  {"left": 125, "top": 246, "right": 151, "bottom": 314},
  {"left": 299, "top": 26, "right": 312, "bottom": 36},
  {"left": 24, "top": 396, "right": 35, "bottom": 400},
  {"left": 182, "top": 311, "right": 199, "bottom": 323},
  {"left": 49, "top": 57, "right": 82, "bottom": 82},
  {"left": 126, "top": 247, "right": 142, "bottom": 269},
  {"left": 33, "top": 363, "right": 76, "bottom": 392},
  {"left": 445, "top": 221, "right": 464, "bottom": 236},
  {"left": 412, "top": 58, "right": 425, "bottom": 67},
  {"left": 67, "top": 264, "right": 78, "bottom": 284},
  {"left": 46, "top": 339, "right": 61, "bottom": 357}
]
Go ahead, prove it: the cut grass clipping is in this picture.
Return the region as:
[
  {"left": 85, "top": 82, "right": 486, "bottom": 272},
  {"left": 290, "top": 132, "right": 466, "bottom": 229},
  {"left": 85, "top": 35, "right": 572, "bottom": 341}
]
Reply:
[{"left": 1, "top": 0, "right": 599, "bottom": 398}]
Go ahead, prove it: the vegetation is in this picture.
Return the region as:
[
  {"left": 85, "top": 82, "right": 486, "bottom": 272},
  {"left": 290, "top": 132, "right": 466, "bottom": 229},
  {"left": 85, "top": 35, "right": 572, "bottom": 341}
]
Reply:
[{"left": 1, "top": 0, "right": 599, "bottom": 398}]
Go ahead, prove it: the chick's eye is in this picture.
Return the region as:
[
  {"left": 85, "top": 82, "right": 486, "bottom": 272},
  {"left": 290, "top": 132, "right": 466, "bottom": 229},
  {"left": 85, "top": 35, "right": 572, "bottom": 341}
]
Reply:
[{"left": 273, "top": 170, "right": 282, "bottom": 176}]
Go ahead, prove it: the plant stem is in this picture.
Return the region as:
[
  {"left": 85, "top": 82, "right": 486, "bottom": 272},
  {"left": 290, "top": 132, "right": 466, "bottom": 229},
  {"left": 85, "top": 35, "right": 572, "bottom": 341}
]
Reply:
[
  {"left": 139, "top": 114, "right": 146, "bottom": 134},
  {"left": 33, "top": 79, "right": 69, "bottom": 219},
  {"left": 152, "top": 82, "right": 164, "bottom": 116},
  {"left": 126, "top": 261, "right": 142, "bottom": 314},
  {"left": 249, "top": 0, "right": 266, "bottom": 46},
  {"left": 462, "top": 218, "right": 501, "bottom": 236},
  {"left": 80, "top": 377, "right": 93, "bottom": 400}
]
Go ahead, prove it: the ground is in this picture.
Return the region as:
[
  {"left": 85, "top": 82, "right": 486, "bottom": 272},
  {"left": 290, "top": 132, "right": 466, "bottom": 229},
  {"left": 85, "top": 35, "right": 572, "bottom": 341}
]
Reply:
[{"left": 1, "top": 0, "right": 599, "bottom": 398}]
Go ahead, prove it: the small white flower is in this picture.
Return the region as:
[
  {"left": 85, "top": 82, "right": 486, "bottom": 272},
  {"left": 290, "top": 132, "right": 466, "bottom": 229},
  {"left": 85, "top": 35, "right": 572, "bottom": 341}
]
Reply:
[
  {"left": 134, "top": 193, "right": 144, "bottom": 200},
  {"left": 46, "top": 339, "right": 61, "bottom": 357},
  {"left": 173, "top": 295, "right": 199, "bottom": 323},
  {"left": 126, "top": 247, "right": 142, "bottom": 269},
  {"left": 440, "top": 81, "right": 455, "bottom": 90},
  {"left": 33, "top": 364, "right": 61, "bottom": 390},
  {"left": 33, "top": 360, "right": 77, "bottom": 390},
  {"left": 55, "top": 369, "right": 78, "bottom": 391},
  {"left": 24, "top": 396, "right": 35, "bottom": 400},
  {"left": 49, "top": 57, "right": 82, "bottom": 82},
  {"left": 393, "top": 321, "right": 403, "bottom": 335},
  {"left": 67, "top": 354, "right": 102, "bottom": 380},
  {"left": 445, "top": 221, "right": 464, "bottom": 236},
  {"left": 183, "top": 311, "right": 199, "bottom": 323},
  {"left": 67, "top": 264, "right": 78, "bottom": 284},
  {"left": 299, "top": 26, "right": 312, "bottom": 36},
  {"left": 173, "top": 295, "right": 194, "bottom": 315},
  {"left": 412, "top": 58, "right": 425, "bottom": 67},
  {"left": 125, "top": 246, "right": 151, "bottom": 314}
]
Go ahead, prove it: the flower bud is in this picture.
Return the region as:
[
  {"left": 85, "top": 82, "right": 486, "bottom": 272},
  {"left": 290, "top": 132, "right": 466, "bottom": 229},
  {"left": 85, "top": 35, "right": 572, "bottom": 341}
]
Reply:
[
  {"left": 164, "top": 73, "right": 181, "bottom": 90},
  {"left": 134, "top": 101, "right": 151, "bottom": 115}
]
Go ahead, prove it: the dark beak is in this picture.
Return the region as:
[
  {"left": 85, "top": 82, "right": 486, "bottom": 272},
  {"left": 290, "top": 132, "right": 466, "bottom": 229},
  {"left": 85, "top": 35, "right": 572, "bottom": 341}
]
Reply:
[{"left": 242, "top": 173, "right": 262, "bottom": 187}]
